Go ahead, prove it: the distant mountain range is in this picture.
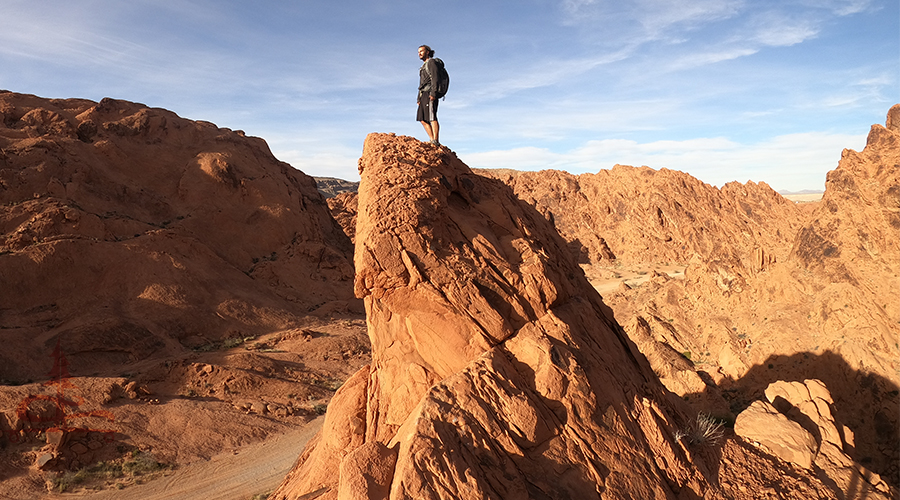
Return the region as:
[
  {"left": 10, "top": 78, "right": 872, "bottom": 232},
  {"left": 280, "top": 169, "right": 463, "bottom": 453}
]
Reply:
[
  {"left": 777, "top": 189, "right": 824, "bottom": 195},
  {"left": 314, "top": 176, "right": 824, "bottom": 199},
  {"left": 314, "top": 177, "right": 359, "bottom": 198}
]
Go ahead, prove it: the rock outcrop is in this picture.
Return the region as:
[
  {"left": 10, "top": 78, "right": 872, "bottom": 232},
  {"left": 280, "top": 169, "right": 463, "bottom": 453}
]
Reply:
[
  {"left": 790, "top": 103, "right": 900, "bottom": 323},
  {"left": 477, "top": 165, "right": 803, "bottom": 271},
  {"left": 599, "top": 105, "right": 900, "bottom": 490},
  {"left": 273, "top": 134, "right": 848, "bottom": 500},
  {"left": 327, "top": 192, "right": 358, "bottom": 244},
  {"left": 315, "top": 177, "right": 359, "bottom": 199},
  {"left": 0, "top": 91, "right": 358, "bottom": 382},
  {"left": 735, "top": 379, "right": 894, "bottom": 499},
  {"left": 325, "top": 164, "right": 802, "bottom": 273}
]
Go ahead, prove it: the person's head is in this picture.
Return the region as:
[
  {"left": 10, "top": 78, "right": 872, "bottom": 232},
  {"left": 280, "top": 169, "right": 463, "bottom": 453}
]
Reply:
[{"left": 418, "top": 45, "right": 434, "bottom": 60}]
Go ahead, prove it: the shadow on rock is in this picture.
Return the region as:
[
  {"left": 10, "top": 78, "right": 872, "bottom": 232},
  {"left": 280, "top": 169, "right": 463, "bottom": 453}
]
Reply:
[{"left": 686, "top": 349, "right": 898, "bottom": 498}]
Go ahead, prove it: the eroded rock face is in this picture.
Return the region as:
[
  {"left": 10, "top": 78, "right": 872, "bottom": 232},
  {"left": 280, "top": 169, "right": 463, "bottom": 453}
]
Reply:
[
  {"left": 791, "top": 103, "right": 900, "bottom": 314},
  {"left": 313, "top": 109, "right": 899, "bottom": 496},
  {"left": 735, "top": 399, "right": 819, "bottom": 469},
  {"left": 592, "top": 106, "right": 900, "bottom": 489},
  {"left": 0, "top": 91, "right": 357, "bottom": 381},
  {"left": 736, "top": 379, "right": 894, "bottom": 499},
  {"left": 327, "top": 192, "right": 358, "bottom": 244},
  {"left": 477, "top": 165, "right": 802, "bottom": 271},
  {"left": 273, "top": 134, "right": 720, "bottom": 499},
  {"left": 271, "top": 134, "right": 857, "bottom": 500}
]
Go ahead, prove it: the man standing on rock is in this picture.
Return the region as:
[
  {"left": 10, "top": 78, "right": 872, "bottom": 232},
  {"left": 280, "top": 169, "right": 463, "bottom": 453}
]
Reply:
[{"left": 417, "top": 44, "right": 440, "bottom": 146}]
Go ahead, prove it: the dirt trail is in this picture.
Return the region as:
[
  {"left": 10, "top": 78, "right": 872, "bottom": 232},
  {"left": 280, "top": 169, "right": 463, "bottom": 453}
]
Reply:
[{"left": 61, "top": 417, "right": 323, "bottom": 500}]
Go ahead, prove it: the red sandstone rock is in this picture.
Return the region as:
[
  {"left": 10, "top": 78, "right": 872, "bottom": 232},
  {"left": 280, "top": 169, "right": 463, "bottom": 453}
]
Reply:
[
  {"left": 735, "top": 399, "right": 818, "bottom": 469},
  {"left": 327, "top": 192, "right": 358, "bottom": 244},
  {"left": 598, "top": 106, "right": 900, "bottom": 490},
  {"left": 272, "top": 133, "right": 847, "bottom": 500},
  {"left": 0, "top": 91, "right": 358, "bottom": 381},
  {"left": 476, "top": 165, "right": 802, "bottom": 271},
  {"left": 4, "top": 89, "right": 894, "bottom": 498},
  {"left": 736, "top": 379, "right": 893, "bottom": 498}
]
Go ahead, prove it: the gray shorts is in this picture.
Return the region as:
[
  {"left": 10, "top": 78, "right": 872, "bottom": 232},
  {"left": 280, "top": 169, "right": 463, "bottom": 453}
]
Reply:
[{"left": 416, "top": 96, "right": 438, "bottom": 122}]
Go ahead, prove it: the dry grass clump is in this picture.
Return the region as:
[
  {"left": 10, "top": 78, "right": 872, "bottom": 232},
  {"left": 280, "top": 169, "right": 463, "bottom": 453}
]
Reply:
[
  {"left": 675, "top": 413, "right": 725, "bottom": 446},
  {"left": 48, "top": 450, "right": 172, "bottom": 493}
]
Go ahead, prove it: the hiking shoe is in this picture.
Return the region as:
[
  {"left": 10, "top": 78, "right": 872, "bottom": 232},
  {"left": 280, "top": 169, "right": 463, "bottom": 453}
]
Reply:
[{"left": 431, "top": 139, "right": 441, "bottom": 147}]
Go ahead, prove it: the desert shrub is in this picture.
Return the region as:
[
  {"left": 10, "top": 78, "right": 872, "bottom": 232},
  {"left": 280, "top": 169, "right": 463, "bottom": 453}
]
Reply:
[
  {"left": 49, "top": 451, "right": 171, "bottom": 493},
  {"left": 195, "top": 335, "right": 255, "bottom": 352},
  {"left": 122, "top": 451, "right": 165, "bottom": 475},
  {"left": 221, "top": 337, "right": 245, "bottom": 349},
  {"left": 88, "top": 460, "right": 125, "bottom": 479},
  {"left": 312, "top": 377, "right": 344, "bottom": 392},
  {"left": 675, "top": 413, "right": 725, "bottom": 446}
]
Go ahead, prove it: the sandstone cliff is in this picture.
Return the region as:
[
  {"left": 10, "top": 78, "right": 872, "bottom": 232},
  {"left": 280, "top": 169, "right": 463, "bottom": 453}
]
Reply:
[
  {"left": 600, "top": 106, "right": 900, "bottom": 492},
  {"left": 476, "top": 165, "right": 802, "bottom": 272},
  {"left": 273, "top": 134, "right": 848, "bottom": 500},
  {"left": 327, "top": 164, "right": 801, "bottom": 275},
  {"left": 0, "top": 91, "right": 358, "bottom": 382}
]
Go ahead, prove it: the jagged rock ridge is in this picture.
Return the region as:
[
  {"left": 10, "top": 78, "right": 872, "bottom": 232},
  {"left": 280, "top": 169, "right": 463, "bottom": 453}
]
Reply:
[
  {"left": 273, "top": 133, "right": 848, "bottom": 500},
  {"left": 314, "top": 176, "right": 359, "bottom": 199},
  {"left": 599, "top": 105, "right": 900, "bottom": 492},
  {"left": 475, "top": 165, "right": 802, "bottom": 271},
  {"left": 324, "top": 166, "right": 801, "bottom": 273}
]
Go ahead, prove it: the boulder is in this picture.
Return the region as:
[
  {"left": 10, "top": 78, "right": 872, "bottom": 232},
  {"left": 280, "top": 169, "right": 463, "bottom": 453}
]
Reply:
[
  {"left": 734, "top": 399, "right": 818, "bottom": 469},
  {"left": 737, "top": 379, "right": 895, "bottom": 499}
]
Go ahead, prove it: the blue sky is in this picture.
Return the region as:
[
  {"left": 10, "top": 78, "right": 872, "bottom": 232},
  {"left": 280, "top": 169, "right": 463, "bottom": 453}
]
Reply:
[{"left": 1, "top": 0, "right": 896, "bottom": 191}]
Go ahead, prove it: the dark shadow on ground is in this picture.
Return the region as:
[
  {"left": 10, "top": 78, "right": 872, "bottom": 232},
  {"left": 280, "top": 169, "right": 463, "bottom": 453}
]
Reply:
[{"left": 684, "top": 349, "right": 899, "bottom": 497}]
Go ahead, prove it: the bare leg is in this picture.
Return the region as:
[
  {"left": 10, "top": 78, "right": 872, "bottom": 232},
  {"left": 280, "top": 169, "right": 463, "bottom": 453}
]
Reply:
[
  {"left": 420, "top": 121, "right": 434, "bottom": 141},
  {"left": 431, "top": 120, "right": 440, "bottom": 145}
]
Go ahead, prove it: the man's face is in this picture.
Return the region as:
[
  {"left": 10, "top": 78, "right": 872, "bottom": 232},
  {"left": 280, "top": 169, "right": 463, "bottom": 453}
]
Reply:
[{"left": 418, "top": 47, "right": 428, "bottom": 60}]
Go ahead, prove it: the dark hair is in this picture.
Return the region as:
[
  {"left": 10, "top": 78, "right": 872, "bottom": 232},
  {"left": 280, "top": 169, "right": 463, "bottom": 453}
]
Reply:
[{"left": 419, "top": 45, "right": 435, "bottom": 58}]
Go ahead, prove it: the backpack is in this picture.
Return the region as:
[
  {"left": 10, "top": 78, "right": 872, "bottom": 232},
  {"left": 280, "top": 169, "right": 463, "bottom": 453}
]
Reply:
[{"left": 433, "top": 58, "right": 450, "bottom": 99}]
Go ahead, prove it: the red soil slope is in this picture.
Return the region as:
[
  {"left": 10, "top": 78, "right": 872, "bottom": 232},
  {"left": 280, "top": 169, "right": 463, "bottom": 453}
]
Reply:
[{"left": 0, "top": 91, "right": 359, "bottom": 383}]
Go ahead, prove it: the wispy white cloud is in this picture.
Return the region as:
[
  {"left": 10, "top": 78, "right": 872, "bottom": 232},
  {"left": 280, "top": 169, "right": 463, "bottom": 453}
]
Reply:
[
  {"left": 803, "top": 0, "right": 878, "bottom": 16},
  {"left": 444, "top": 98, "right": 677, "bottom": 146},
  {"left": 660, "top": 47, "right": 760, "bottom": 72},
  {"left": 0, "top": 0, "right": 890, "bottom": 193},
  {"left": 457, "top": 50, "right": 633, "bottom": 104},
  {"left": 562, "top": 0, "right": 744, "bottom": 38},
  {"left": 0, "top": 0, "right": 410, "bottom": 99},
  {"left": 634, "top": 0, "right": 745, "bottom": 37},
  {"left": 556, "top": 0, "right": 872, "bottom": 78},
  {"left": 0, "top": 5, "right": 237, "bottom": 98},
  {"left": 748, "top": 14, "right": 820, "bottom": 47},
  {"left": 0, "top": 14, "right": 143, "bottom": 66},
  {"left": 463, "top": 131, "right": 867, "bottom": 191}
]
